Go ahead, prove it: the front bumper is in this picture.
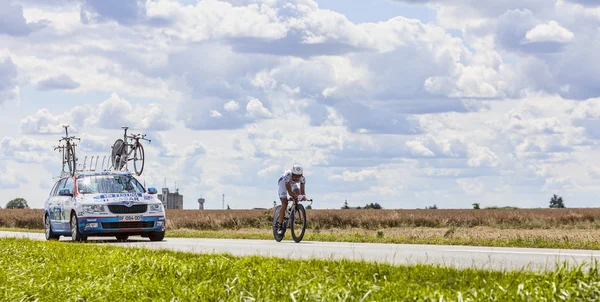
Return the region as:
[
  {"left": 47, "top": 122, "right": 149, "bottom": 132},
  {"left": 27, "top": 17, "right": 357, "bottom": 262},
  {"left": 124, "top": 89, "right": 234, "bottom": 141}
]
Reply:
[{"left": 77, "top": 215, "right": 166, "bottom": 236}]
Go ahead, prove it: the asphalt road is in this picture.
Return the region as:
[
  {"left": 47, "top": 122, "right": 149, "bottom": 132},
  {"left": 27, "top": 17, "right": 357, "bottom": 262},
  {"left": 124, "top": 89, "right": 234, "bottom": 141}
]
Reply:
[{"left": 1, "top": 231, "right": 599, "bottom": 272}]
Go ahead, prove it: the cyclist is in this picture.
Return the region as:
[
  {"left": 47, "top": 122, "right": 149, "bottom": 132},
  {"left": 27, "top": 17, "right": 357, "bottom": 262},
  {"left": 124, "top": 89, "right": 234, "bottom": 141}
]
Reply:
[{"left": 275, "top": 164, "right": 307, "bottom": 235}]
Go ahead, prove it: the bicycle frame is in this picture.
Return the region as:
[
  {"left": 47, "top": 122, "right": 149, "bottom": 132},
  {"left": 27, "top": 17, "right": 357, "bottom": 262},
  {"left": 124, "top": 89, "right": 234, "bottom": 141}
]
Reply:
[
  {"left": 54, "top": 125, "right": 80, "bottom": 176},
  {"left": 112, "top": 126, "right": 151, "bottom": 176},
  {"left": 53, "top": 145, "right": 67, "bottom": 172},
  {"left": 284, "top": 198, "right": 312, "bottom": 219}
]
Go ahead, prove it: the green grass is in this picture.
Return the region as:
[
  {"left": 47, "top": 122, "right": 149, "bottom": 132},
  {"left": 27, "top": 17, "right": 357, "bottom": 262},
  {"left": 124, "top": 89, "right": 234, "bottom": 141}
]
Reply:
[{"left": 1, "top": 238, "right": 600, "bottom": 301}]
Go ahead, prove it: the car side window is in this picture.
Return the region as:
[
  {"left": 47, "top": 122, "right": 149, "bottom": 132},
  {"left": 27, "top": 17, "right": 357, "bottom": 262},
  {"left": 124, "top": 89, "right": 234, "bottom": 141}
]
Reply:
[
  {"left": 52, "top": 178, "right": 67, "bottom": 196},
  {"left": 64, "top": 177, "right": 74, "bottom": 194},
  {"left": 49, "top": 181, "right": 59, "bottom": 197}
]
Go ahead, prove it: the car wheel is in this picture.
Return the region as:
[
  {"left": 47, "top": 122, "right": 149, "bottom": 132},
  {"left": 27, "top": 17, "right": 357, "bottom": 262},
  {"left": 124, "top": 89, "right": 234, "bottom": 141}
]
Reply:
[
  {"left": 44, "top": 214, "right": 59, "bottom": 240},
  {"left": 70, "top": 213, "right": 87, "bottom": 242},
  {"left": 116, "top": 235, "right": 129, "bottom": 241},
  {"left": 149, "top": 231, "right": 165, "bottom": 242}
]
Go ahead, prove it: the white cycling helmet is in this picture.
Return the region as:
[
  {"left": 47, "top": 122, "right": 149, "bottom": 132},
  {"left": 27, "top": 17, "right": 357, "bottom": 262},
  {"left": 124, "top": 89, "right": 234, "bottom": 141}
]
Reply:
[{"left": 291, "top": 165, "right": 303, "bottom": 176}]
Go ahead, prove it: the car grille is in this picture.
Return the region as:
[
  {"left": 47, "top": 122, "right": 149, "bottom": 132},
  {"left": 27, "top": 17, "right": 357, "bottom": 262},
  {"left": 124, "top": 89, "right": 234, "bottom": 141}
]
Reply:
[
  {"left": 108, "top": 204, "right": 147, "bottom": 214},
  {"left": 101, "top": 221, "right": 154, "bottom": 229}
]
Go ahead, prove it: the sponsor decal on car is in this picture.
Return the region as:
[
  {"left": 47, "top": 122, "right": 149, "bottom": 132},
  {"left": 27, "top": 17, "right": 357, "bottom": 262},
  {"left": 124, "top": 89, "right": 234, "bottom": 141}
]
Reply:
[
  {"left": 93, "top": 193, "right": 143, "bottom": 198},
  {"left": 93, "top": 193, "right": 143, "bottom": 202}
]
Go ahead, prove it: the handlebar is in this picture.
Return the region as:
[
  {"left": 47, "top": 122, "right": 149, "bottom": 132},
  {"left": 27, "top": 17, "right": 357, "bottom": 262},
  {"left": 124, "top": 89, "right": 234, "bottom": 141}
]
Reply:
[
  {"left": 59, "top": 136, "right": 80, "bottom": 142},
  {"left": 290, "top": 197, "right": 313, "bottom": 203},
  {"left": 127, "top": 133, "right": 151, "bottom": 143}
]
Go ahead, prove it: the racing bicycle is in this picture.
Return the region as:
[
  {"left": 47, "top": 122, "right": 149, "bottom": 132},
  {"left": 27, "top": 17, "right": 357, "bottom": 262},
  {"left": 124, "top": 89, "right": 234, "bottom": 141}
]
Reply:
[
  {"left": 272, "top": 197, "right": 312, "bottom": 243},
  {"left": 111, "top": 126, "right": 151, "bottom": 176},
  {"left": 54, "top": 125, "right": 80, "bottom": 176}
]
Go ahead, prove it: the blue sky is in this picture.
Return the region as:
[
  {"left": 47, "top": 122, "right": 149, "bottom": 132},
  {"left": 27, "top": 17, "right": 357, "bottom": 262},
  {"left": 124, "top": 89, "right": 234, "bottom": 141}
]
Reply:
[{"left": 2, "top": 0, "right": 600, "bottom": 210}]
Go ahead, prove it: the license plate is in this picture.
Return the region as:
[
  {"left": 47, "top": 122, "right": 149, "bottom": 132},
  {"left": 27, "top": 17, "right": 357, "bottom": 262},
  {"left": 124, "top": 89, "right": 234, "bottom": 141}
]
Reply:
[{"left": 118, "top": 215, "right": 141, "bottom": 221}]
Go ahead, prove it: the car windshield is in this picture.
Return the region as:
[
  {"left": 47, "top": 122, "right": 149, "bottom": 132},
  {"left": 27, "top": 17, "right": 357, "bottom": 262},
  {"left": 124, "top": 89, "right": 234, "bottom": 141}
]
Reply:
[{"left": 77, "top": 175, "right": 145, "bottom": 194}]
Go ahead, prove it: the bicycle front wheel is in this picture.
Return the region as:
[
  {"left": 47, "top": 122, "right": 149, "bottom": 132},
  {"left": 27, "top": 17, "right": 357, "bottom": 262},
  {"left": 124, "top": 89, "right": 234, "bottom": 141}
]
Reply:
[
  {"left": 290, "top": 203, "right": 307, "bottom": 243},
  {"left": 111, "top": 139, "right": 125, "bottom": 170},
  {"left": 272, "top": 205, "right": 284, "bottom": 242},
  {"left": 133, "top": 143, "right": 145, "bottom": 176}
]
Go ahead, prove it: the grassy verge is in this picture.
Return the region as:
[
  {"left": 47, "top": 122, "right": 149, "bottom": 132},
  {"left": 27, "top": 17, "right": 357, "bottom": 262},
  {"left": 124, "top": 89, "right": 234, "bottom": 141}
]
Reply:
[
  {"left": 1, "top": 237, "right": 600, "bottom": 301},
  {"left": 0, "top": 227, "right": 43, "bottom": 233},
  {"left": 167, "top": 228, "right": 600, "bottom": 250},
  {"left": 5, "top": 226, "right": 600, "bottom": 250}
]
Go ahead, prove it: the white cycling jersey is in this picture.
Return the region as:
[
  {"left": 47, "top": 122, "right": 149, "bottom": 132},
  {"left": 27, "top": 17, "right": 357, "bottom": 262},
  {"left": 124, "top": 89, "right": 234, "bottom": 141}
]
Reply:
[
  {"left": 278, "top": 169, "right": 305, "bottom": 185},
  {"left": 277, "top": 170, "right": 305, "bottom": 199}
]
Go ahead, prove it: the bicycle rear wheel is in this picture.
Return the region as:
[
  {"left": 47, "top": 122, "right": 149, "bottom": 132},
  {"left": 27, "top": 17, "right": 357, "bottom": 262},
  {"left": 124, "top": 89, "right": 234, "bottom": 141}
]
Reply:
[
  {"left": 66, "top": 144, "right": 76, "bottom": 176},
  {"left": 290, "top": 203, "right": 307, "bottom": 243},
  {"left": 111, "top": 139, "right": 125, "bottom": 170},
  {"left": 272, "top": 205, "right": 285, "bottom": 242},
  {"left": 133, "top": 143, "right": 145, "bottom": 176}
]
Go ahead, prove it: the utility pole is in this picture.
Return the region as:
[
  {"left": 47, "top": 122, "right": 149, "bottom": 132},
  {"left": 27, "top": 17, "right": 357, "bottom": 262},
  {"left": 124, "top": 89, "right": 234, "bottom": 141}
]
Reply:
[{"left": 222, "top": 194, "right": 225, "bottom": 210}]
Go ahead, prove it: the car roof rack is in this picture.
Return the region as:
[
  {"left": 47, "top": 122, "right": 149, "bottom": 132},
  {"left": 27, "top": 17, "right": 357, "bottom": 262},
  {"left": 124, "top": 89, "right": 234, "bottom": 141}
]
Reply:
[{"left": 53, "top": 155, "right": 130, "bottom": 179}]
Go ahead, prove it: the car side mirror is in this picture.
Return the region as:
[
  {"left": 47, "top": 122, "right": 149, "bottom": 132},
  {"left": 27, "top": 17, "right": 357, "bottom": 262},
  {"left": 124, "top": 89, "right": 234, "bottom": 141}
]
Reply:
[
  {"left": 59, "top": 188, "right": 73, "bottom": 196},
  {"left": 148, "top": 187, "right": 157, "bottom": 194}
]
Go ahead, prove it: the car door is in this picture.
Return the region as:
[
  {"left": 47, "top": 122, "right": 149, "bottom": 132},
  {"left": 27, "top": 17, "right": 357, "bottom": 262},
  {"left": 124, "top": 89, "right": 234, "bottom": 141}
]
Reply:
[
  {"left": 59, "top": 177, "right": 75, "bottom": 230},
  {"left": 45, "top": 180, "right": 58, "bottom": 225},
  {"left": 49, "top": 178, "right": 66, "bottom": 231}
]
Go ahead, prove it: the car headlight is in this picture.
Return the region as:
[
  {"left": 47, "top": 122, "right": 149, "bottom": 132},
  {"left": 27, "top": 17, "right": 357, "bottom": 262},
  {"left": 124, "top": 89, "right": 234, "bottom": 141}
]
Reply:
[
  {"left": 83, "top": 205, "right": 105, "bottom": 214},
  {"left": 151, "top": 204, "right": 163, "bottom": 212}
]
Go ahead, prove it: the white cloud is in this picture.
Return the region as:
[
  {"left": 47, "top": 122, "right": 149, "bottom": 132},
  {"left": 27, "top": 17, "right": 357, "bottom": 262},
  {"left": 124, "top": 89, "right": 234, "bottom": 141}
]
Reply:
[
  {"left": 0, "top": 136, "right": 53, "bottom": 164},
  {"left": 224, "top": 100, "right": 240, "bottom": 112},
  {"left": 456, "top": 178, "right": 484, "bottom": 195},
  {"left": 328, "top": 169, "right": 379, "bottom": 182},
  {"left": 245, "top": 97, "right": 272, "bottom": 119},
  {"left": 0, "top": 162, "right": 27, "bottom": 189},
  {"left": 145, "top": 0, "right": 287, "bottom": 41},
  {"left": 257, "top": 164, "right": 281, "bottom": 177},
  {"left": 0, "top": 55, "right": 19, "bottom": 106},
  {"left": 0, "top": 0, "right": 48, "bottom": 36},
  {"left": 467, "top": 145, "right": 499, "bottom": 167},
  {"left": 210, "top": 109, "right": 223, "bottom": 118},
  {"left": 405, "top": 140, "right": 435, "bottom": 157},
  {"left": 524, "top": 21, "right": 574, "bottom": 44},
  {"left": 19, "top": 106, "right": 92, "bottom": 134},
  {"left": 20, "top": 93, "right": 174, "bottom": 134},
  {"left": 570, "top": 97, "right": 600, "bottom": 119}
]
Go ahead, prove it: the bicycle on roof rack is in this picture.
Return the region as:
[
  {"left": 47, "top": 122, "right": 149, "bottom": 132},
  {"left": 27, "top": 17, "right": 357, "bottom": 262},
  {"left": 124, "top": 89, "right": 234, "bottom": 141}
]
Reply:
[
  {"left": 111, "top": 126, "right": 151, "bottom": 176},
  {"left": 273, "top": 197, "right": 312, "bottom": 243},
  {"left": 53, "top": 125, "right": 80, "bottom": 177}
]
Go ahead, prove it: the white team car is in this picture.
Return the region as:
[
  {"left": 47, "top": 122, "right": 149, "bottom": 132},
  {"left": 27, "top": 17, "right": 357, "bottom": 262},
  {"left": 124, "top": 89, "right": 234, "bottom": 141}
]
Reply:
[{"left": 43, "top": 170, "right": 166, "bottom": 242}]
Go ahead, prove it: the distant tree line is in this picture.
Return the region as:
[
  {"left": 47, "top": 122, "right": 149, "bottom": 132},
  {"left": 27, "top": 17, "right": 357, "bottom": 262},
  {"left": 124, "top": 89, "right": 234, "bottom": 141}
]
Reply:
[
  {"left": 5, "top": 198, "right": 29, "bottom": 209},
  {"left": 341, "top": 200, "right": 382, "bottom": 209},
  {"left": 471, "top": 194, "right": 566, "bottom": 210}
]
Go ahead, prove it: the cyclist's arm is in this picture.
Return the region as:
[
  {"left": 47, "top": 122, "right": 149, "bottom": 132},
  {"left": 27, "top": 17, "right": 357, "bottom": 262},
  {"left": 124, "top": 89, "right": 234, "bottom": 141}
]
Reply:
[
  {"left": 300, "top": 183, "right": 305, "bottom": 196},
  {"left": 285, "top": 183, "right": 297, "bottom": 198}
]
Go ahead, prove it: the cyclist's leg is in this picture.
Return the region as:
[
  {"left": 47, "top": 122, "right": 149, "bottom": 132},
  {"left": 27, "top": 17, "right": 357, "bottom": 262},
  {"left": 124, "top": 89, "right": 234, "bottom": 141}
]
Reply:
[
  {"left": 279, "top": 197, "right": 288, "bottom": 224},
  {"left": 277, "top": 180, "right": 288, "bottom": 232}
]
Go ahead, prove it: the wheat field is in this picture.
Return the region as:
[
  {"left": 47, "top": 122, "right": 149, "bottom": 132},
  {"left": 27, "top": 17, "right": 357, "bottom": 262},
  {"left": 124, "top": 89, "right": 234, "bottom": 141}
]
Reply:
[{"left": 3, "top": 208, "right": 600, "bottom": 230}]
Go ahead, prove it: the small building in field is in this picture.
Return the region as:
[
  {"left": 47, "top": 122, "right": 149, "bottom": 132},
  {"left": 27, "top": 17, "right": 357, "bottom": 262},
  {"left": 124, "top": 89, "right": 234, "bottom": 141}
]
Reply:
[{"left": 158, "top": 187, "right": 183, "bottom": 209}]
